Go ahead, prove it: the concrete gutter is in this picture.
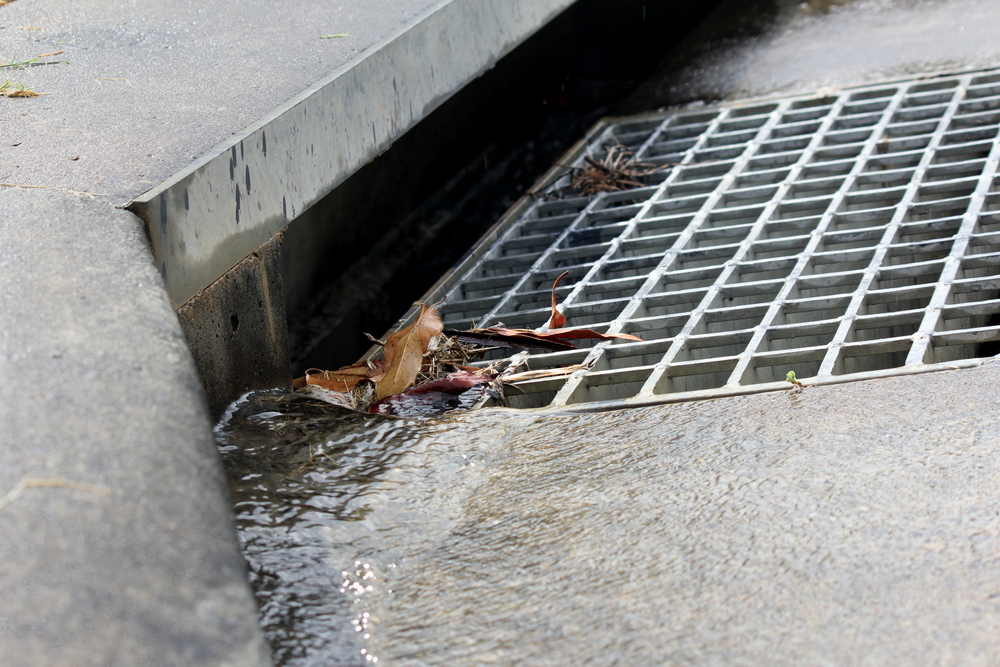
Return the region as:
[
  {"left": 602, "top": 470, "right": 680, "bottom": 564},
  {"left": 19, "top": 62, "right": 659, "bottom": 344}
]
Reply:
[{"left": 0, "top": 0, "right": 577, "bottom": 664}]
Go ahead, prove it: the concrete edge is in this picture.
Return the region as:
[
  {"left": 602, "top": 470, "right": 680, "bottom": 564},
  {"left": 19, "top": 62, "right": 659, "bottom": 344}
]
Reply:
[
  {"left": 130, "top": 0, "right": 576, "bottom": 308},
  {"left": 0, "top": 188, "right": 272, "bottom": 667}
]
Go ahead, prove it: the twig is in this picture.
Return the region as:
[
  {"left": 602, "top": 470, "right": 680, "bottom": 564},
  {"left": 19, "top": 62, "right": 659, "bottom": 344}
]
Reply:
[
  {"left": 0, "top": 55, "right": 69, "bottom": 69},
  {"left": 0, "top": 478, "right": 112, "bottom": 511},
  {"left": 0, "top": 183, "right": 108, "bottom": 198}
]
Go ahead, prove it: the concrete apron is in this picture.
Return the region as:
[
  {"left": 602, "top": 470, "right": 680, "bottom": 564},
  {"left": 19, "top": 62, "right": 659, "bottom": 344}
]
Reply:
[{"left": 130, "top": 0, "right": 577, "bottom": 416}]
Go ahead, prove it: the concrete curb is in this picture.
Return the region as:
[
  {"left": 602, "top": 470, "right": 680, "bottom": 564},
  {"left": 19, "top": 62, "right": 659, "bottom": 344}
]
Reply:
[
  {"left": 0, "top": 188, "right": 271, "bottom": 667},
  {"left": 132, "top": 0, "right": 576, "bottom": 308}
]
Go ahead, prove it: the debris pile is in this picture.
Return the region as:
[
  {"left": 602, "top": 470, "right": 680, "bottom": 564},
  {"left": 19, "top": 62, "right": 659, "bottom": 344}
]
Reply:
[
  {"left": 294, "top": 272, "right": 641, "bottom": 417},
  {"left": 547, "top": 143, "right": 667, "bottom": 198},
  {"left": 293, "top": 142, "right": 661, "bottom": 417}
]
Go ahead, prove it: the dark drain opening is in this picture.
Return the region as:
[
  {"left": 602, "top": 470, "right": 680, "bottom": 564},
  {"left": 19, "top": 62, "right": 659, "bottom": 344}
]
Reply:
[{"left": 280, "top": 0, "right": 723, "bottom": 375}]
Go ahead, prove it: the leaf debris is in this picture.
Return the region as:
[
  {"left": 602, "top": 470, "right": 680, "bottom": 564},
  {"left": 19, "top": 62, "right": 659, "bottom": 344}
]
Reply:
[
  {"left": 294, "top": 275, "right": 644, "bottom": 416},
  {"left": 562, "top": 143, "right": 668, "bottom": 197},
  {"left": 1, "top": 78, "right": 43, "bottom": 97}
]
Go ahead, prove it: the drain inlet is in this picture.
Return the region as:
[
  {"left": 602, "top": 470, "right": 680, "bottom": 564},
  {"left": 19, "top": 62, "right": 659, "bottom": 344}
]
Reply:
[{"left": 419, "top": 69, "right": 1000, "bottom": 411}]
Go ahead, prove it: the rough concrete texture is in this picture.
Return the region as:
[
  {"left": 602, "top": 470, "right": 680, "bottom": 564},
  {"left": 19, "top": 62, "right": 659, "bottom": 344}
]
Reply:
[
  {"left": 0, "top": 188, "right": 271, "bottom": 666},
  {"left": 625, "top": 0, "right": 1000, "bottom": 111},
  {"left": 177, "top": 231, "right": 290, "bottom": 418}
]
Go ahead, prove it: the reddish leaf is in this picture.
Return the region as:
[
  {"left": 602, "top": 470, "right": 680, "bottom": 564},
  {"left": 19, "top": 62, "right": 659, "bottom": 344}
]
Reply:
[
  {"left": 543, "top": 327, "right": 642, "bottom": 342},
  {"left": 368, "top": 371, "right": 494, "bottom": 415},
  {"left": 396, "top": 371, "right": 493, "bottom": 396},
  {"left": 547, "top": 270, "right": 570, "bottom": 329},
  {"left": 375, "top": 303, "right": 443, "bottom": 400}
]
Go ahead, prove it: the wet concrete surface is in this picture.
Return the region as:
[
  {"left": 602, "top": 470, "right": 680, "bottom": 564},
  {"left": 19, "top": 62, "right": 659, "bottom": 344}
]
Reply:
[
  {"left": 220, "top": 361, "right": 1000, "bottom": 666},
  {"left": 625, "top": 0, "right": 1000, "bottom": 111},
  {"left": 216, "top": 1, "right": 1000, "bottom": 664}
]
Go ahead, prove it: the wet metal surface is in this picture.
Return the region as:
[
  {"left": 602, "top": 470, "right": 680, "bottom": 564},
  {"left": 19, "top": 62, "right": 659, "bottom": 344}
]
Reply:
[{"left": 219, "top": 361, "right": 1000, "bottom": 666}]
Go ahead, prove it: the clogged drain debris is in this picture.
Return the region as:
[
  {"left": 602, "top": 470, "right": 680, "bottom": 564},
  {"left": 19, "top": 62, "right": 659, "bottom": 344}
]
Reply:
[{"left": 293, "top": 272, "right": 641, "bottom": 417}]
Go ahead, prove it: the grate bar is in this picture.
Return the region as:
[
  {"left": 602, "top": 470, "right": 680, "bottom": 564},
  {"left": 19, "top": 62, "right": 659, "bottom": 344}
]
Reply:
[
  {"left": 726, "top": 90, "right": 901, "bottom": 387},
  {"left": 814, "top": 82, "right": 969, "bottom": 375},
  {"left": 904, "top": 146, "right": 1000, "bottom": 365},
  {"left": 554, "top": 104, "right": 793, "bottom": 405}
]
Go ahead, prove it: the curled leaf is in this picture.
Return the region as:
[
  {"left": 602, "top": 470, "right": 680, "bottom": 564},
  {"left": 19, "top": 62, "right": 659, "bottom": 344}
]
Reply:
[
  {"left": 375, "top": 303, "right": 443, "bottom": 400},
  {"left": 547, "top": 270, "right": 570, "bottom": 329},
  {"left": 542, "top": 327, "right": 642, "bottom": 342},
  {"left": 444, "top": 328, "right": 577, "bottom": 351},
  {"left": 297, "top": 364, "right": 371, "bottom": 393}
]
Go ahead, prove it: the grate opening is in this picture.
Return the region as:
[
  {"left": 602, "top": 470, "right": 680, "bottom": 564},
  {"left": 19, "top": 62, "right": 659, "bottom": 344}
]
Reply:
[{"left": 423, "top": 68, "right": 1000, "bottom": 410}]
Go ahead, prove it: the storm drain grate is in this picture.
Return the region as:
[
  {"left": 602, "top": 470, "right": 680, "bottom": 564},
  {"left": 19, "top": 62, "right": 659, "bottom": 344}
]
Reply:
[{"left": 419, "top": 69, "right": 1000, "bottom": 411}]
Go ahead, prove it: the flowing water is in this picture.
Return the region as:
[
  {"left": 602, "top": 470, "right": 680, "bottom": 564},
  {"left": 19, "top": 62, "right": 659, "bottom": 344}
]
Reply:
[
  {"left": 216, "top": 358, "right": 1000, "bottom": 666},
  {"left": 216, "top": 390, "right": 712, "bottom": 667}
]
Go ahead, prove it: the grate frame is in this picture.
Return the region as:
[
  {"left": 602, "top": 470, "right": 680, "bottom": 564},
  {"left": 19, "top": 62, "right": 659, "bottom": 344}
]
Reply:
[{"left": 405, "top": 68, "right": 1000, "bottom": 412}]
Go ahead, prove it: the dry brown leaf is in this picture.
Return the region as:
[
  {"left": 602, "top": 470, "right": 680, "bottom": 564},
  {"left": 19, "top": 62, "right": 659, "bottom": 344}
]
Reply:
[
  {"left": 375, "top": 303, "right": 443, "bottom": 400},
  {"left": 546, "top": 270, "right": 570, "bottom": 329},
  {"left": 301, "top": 364, "right": 371, "bottom": 393},
  {"left": 1, "top": 88, "right": 39, "bottom": 98},
  {"left": 444, "top": 328, "right": 576, "bottom": 351}
]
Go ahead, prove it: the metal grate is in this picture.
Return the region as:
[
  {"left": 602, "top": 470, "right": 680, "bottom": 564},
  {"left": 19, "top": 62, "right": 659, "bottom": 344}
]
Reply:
[{"left": 420, "top": 69, "right": 1000, "bottom": 411}]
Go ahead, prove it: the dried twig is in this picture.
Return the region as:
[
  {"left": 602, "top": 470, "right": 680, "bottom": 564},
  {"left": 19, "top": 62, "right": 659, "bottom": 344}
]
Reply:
[
  {"left": 569, "top": 144, "right": 667, "bottom": 196},
  {"left": 0, "top": 478, "right": 111, "bottom": 511},
  {"left": 0, "top": 54, "right": 68, "bottom": 69}
]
